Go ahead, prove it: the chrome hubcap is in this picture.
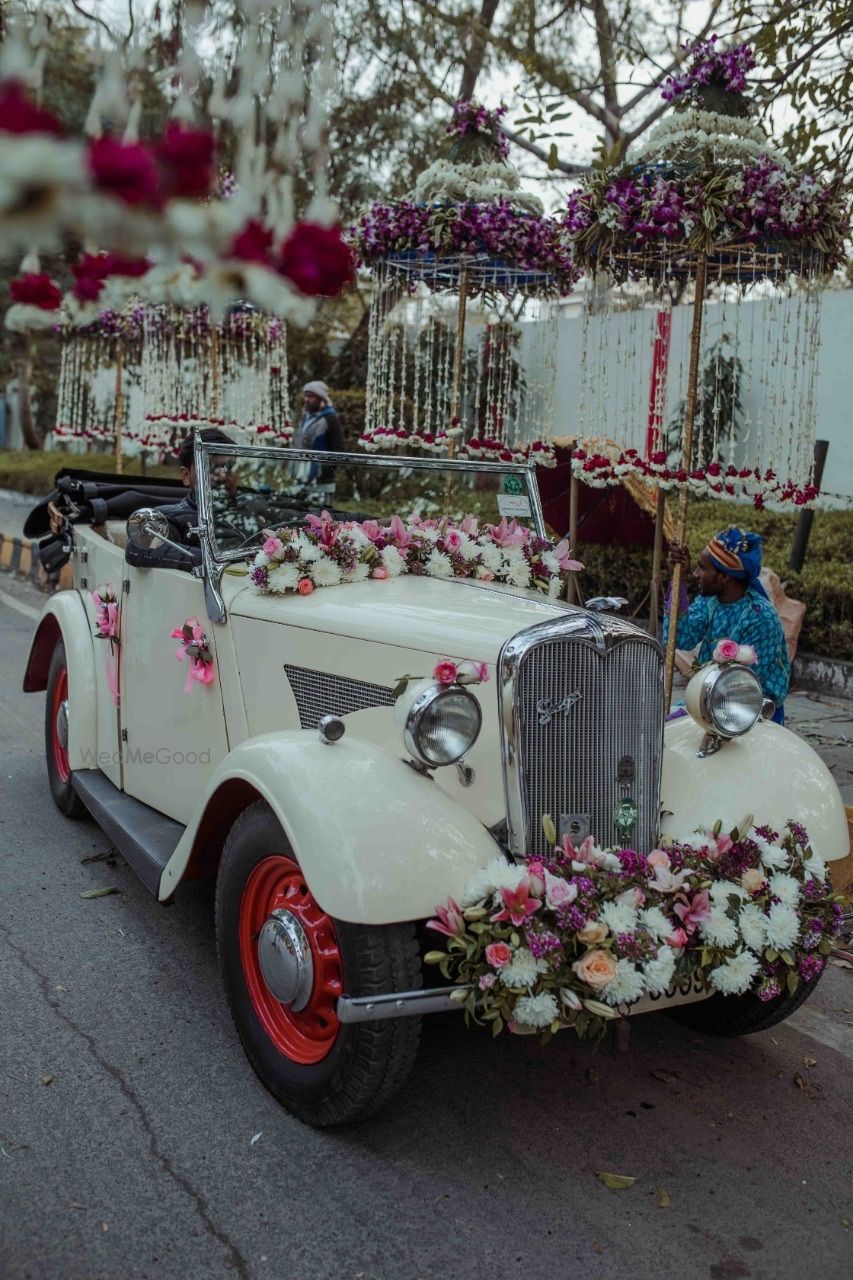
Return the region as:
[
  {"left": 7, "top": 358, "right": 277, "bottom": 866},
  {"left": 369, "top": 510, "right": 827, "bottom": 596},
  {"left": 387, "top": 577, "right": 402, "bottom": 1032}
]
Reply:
[
  {"left": 257, "top": 908, "right": 314, "bottom": 1010},
  {"left": 56, "top": 699, "right": 69, "bottom": 751}
]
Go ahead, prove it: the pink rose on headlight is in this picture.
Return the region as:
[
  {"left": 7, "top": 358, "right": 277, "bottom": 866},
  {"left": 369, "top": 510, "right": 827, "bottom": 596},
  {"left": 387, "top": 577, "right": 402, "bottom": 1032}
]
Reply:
[
  {"left": 433, "top": 660, "right": 458, "bottom": 684},
  {"left": 485, "top": 942, "right": 512, "bottom": 969},
  {"left": 456, "top": 659, "right": 489, "bottom": 685},
  {"left": 713, "top": 638, "right": 740, "bottom": 663},
  {"left": 736, "top": 644, "right": 757, "bottom": 665}
]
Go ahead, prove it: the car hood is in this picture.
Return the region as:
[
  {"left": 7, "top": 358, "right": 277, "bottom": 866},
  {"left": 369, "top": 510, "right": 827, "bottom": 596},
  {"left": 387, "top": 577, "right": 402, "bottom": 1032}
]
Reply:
[{"left": 225, "top": 571, "right": 578, "bottom": 658}]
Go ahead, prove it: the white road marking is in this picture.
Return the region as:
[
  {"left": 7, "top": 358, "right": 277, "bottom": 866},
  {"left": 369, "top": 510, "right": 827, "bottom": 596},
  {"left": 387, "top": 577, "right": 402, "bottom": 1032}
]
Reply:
[
  {"left": 786, "top": 1004, "right": 853, "bottom": 1062},
  {"left": 0, "top": 589, "right": 40, "bottom": 621}
]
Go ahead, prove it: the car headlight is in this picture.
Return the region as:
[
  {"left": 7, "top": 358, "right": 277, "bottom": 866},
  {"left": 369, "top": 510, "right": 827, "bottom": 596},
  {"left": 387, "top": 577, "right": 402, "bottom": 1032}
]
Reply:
[
  {"left": 686, "top": 663, "right": 764, "bottom": 738},
  {"left": 404, "top": 684, "right": 482, "bottom": 767}
]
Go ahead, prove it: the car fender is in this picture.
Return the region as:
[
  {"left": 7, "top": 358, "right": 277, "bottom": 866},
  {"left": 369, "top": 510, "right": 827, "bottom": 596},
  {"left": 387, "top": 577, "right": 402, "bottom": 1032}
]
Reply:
[
  {"left": 661, "top": 717, "right": 848, "bottom": 859},
  {"left": 160, "top": 733, "right": 504, "bottom": 922},
  {"left": 22, "top": 591, "right": 97, "bottom": 771}
]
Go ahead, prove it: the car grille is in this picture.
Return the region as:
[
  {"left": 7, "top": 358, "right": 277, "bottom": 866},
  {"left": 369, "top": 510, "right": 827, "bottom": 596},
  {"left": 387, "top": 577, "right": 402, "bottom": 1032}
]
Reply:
[
  {"left": 283, "top": 665, "right": 395, "bottom": 729},
  {"left": 499, "top": 616, "right": 663, "bottom": 858}
]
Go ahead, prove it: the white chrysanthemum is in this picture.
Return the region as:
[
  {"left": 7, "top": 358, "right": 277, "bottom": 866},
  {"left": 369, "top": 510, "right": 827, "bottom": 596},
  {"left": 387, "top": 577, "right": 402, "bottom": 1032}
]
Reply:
[
  {"left": 769, "top": 873, "right": 801, "bottom": 908},
  {"left": 643, "top": 948, "right": 676, "bottom": 996},
  {"left": 764, "top": 903, "right": 800, "bottom": 952},
  {"left": 460, "top": 857, "right": 527, "bottom": 907},
  {"left": 710, "top": 879, "right": 747, "bottom": 905},
  {"left": 513, "top": 991, "right": 558, "bottom": 1028},
  {"left": 640, "top": 907, "right": 672, "bottom": 941},
  {"left": 754, "top": 835, "right": 789, "bottom": 871},
  {"left": 293, "top": 535, "right": 323, "bottom": 562},
  {"left": 426, "top": 550, "right": 454, "bottom": 579},
  {"left": 700, "top": 906, "right": 740, "bottom": 949},
  {"left": 479, "top": 543, "right": 503, "bottom": 572},
  {"left": 455, "top": 533, "right": 479, "bottom": 562},
  {"left": 381, "top": 545, "right": 406, "bottom": 577},
  {"left": 253, "top": 551, "right": 270, "bottom": 568},
  {"left": 346, "top": 526, "right": 372, "bottom": 550},
  {"left": 500, "top": 949, "right": 548, "bottom": 989},
  {"left": 601, "top": 851, "right": 623, "bottom": 873},
  {"left": 547, "top": 577, "right": 561, "bottom": 599},
  {"left": 310, "top": 557, "right": 342, "bottom": 587},
  {"left": 503, "top": 560, "right": 532, "bottom": 589},
  {"left": 600, "top": 899, "right": 638, "bottom": 937},
  {"left": 709, "top": 949, "right": 760, "bottom": 996},
  {"left": 267, "top": 562, "right": 300, "bottom": 592},
  {"left": 738, "top": 903, "right": 767, "bottom": 953},
  {"left": 600, "top": 959, "right": 645, "bottom": 1006},
  {"left": 540, "top": 551, "right": 560, "bottom": 575},
  {"left": 342, "top": 560, "right": 371, "bottom": 584}
]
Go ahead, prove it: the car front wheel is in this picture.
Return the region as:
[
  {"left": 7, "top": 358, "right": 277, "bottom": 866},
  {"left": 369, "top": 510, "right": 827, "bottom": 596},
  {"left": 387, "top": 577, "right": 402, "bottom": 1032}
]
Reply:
[
  {"left": 669, "top": 969, "right": 823, "bottom": 1037},
  {"left": 45, "top": 641, "right": 88, "bottom": 819},
  {"left": 216, "top": 800, "right": 422, "bottom": 1127}
]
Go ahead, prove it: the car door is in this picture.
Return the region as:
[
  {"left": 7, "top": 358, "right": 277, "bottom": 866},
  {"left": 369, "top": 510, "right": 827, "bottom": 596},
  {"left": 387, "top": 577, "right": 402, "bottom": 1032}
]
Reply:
[{"left": 119, "top": 564, "right": 230, "bottom": 824}]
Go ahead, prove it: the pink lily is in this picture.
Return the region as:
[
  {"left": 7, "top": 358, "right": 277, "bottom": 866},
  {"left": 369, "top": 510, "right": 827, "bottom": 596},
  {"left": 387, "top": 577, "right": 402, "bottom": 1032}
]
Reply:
[
  {"left": 360, "top": 519, "right": 383, "bottom": 544},
  {"left": 427, "top": 898, "right": 465, "bottom": 938},
  {"left": 491, "top": 878, "right": 541, "bottom": 926},
  {"left": 647, "top": 862, "right": 690, "bottom": 894},
  {"left": 459, "top": 514, "right": 479, "bottom": 536},
  {"left": 672, "top": 889, "right": 712, "bottom": 936},
  {"left": 485, "top": 516, "right": 529, "bottom": 548},
  {"left": 552, "top": 538, "right": 584, "bottom": 573},
  {"left": 559, "top": 833, "right": 597, "bottom": 864},
  {"left": 388, "top": 514, "right": 413, "bottom": 549}
]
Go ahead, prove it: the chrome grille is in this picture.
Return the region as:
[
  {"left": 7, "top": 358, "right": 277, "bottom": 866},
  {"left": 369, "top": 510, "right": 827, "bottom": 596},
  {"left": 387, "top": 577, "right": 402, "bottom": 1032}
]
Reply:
[
  {"left": 500, "top": 617, "right": 663, "bottom": 857},
  {"left": 283, "top": 665, "right": 395, "bottom": 729}
]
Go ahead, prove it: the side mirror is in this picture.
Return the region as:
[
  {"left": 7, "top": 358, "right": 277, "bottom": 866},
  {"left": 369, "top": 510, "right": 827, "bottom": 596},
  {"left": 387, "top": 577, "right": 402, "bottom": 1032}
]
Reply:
[
  {"left": 584, "top": 596, "right": 628, "bottom": 613},
  {"left": 126, "top": 507, "right": 170, "bottom": 550}
]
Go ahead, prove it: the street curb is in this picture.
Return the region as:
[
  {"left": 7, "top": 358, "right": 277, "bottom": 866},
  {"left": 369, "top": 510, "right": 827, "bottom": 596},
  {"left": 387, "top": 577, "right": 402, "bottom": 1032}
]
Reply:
[
  {"left": 792, "top": 652, "right": 853, "bottom": 701},
  {"left": 0, "top": 531, "right": 73, "bottom": 593}
]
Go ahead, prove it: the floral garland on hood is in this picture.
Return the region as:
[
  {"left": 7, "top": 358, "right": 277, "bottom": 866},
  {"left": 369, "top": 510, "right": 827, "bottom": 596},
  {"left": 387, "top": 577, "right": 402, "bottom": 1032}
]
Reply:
[
  {"left": 250, "top": 512, "right": 582, "bottom": 598},
  {"left": 427, "top": 818, "right": 842, "bottom": 1041}
]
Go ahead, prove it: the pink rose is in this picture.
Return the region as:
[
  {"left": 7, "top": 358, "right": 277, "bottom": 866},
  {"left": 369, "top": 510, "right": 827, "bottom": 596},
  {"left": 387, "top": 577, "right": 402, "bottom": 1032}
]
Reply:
[
  {"left": 263, "top": 536, "right": 283, "bottom": 557},
  {"left": 485, "top": 942, "right": 512, "bottom": 969},
  {"left": 666, "top": 927, "right": 689, "bottom": 949},
  {"left": 527, "top": 859, "right": 546, "bottom": 896},
  {"left": 647, "top": 848, "right": 671, "bottom": 871},
  {"left": 297, "top": 578, "right": 314, "bottom": 596},
  {"left": 545, "top": 871, "right": 578, "bottom": 910},
  {"left": 713, "top": 638, "right": 740, "bottom": 664},
  {"left": 433, "top": 660, "right": 458, "bottom": 685},
  {"left": 617, "top": 887, "right": 645, "bottom": 909},
  {"left": 741, "top": 868, "right": 765, "bottom": 894},
  {"left": 736, "top": 644, "right": 757, "bottom": 665},
  {"left": 456, "top": 659, "right": 489, "bottom": 685},
  {"left": 572, "top": 949, "right": 618, "bottom": 990},
  {"left": 476, "top": 569, "right": 495, "bottom": 582},
  {"left": 371, "top": 566, "right": 389, "bottom": 580},
  {"left": 577, "top": 920, "right": 608, "bottom": 945}
]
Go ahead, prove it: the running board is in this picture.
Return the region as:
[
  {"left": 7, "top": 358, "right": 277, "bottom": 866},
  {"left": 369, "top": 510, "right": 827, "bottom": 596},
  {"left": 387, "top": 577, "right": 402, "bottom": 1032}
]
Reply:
[
  {"left": 71, "top": 770, "right": 185, "bottom": 897},
  {"left": 337, "top": 986, "right": 471, "bottom": 1023}
]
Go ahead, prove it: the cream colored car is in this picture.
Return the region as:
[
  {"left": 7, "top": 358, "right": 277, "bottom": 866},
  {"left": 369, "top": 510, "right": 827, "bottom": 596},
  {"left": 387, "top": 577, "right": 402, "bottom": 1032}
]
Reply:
[{"left": 24, "top": 441, "right": 848, "bottom": 1126}]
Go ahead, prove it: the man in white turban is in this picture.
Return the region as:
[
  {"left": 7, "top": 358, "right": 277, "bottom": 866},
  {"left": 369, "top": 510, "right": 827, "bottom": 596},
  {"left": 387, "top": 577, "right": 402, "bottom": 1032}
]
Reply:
[{"left": 291, "top": 380, "right": 344, "bottom": 494}]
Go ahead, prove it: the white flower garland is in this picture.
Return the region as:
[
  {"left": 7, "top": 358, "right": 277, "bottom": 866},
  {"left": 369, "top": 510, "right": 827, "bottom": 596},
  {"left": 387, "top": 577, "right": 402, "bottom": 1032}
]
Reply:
[{"left": 410, "top": 159, "right": 544, "bottom": 216}]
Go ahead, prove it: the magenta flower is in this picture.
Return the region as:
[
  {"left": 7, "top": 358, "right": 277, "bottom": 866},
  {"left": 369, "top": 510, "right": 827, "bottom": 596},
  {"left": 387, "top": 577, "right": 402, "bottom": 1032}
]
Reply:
[
  {"left": 672, "top": 889, "right": 712, "bottom": 936},
  {"left": 433, "top": 660, "right": 458, "bottom": 685},
  {"left": 491, "top": 878, "right": 542, "bottom": 927}
]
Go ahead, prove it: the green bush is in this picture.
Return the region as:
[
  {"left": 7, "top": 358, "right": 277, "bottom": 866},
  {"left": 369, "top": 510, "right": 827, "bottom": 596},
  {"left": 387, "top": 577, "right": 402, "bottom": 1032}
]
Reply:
[{"left": 576, "top": 497, "right": 853, "bottom": 662}]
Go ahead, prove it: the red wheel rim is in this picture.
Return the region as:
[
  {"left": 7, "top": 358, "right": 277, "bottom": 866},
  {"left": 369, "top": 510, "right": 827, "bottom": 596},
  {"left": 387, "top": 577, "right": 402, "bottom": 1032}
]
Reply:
[
  {"left": 238, "top": 855, "right": 342, "bottom": 1065},
  {"left": 51, "top": 665, "right": 70, "bottom": 783}
]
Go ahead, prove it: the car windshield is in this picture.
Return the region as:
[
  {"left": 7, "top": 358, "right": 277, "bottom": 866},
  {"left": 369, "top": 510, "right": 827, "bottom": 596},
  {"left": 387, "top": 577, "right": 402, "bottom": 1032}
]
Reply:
[{"left": 195, "top": 444, "right": 546, "bottom": 560}]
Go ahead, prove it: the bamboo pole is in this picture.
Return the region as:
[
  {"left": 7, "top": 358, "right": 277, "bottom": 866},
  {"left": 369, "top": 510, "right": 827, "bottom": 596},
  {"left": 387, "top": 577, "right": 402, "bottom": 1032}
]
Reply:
[
  {"left": 209, "top": 322, "right": 222, "bottom": 417},
  {"left": 663, "top": 253, "right": 708, "bottom": 710},
  {"left": 445, "top": 266, "right": 469, "bottom": 512},
  {"left": 113, "top": 339, "right": 124, "bottom": 475},
  {"left": 649, "top": 488, "right": 666, "bottom": 636}
]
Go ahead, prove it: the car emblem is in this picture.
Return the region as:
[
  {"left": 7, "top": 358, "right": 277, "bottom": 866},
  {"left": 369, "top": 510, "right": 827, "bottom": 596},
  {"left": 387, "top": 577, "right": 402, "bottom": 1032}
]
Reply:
[{"left": 536, "top": 690, "right": 583, "bottom": 726}]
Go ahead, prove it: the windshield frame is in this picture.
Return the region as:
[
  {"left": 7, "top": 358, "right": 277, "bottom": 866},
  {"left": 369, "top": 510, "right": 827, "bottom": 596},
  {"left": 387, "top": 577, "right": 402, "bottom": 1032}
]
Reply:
[{"left": 193, "top": 440, "right": 548, "bottom": 567}]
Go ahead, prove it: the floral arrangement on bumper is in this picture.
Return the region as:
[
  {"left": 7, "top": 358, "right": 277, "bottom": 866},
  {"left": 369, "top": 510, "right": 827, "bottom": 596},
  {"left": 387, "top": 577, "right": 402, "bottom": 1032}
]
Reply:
[
  {"left": 250, "top": 512, "right": 581, "bottom": 598},
  {"left": 427, "top": 818, "right": 842, "bottom": 1040}
]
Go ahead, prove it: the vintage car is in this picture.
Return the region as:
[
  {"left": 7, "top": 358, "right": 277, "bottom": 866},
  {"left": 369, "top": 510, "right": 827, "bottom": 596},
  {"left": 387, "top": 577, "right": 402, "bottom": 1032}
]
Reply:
[{"left": 23, "top": 441, "right": 849, "bottom": 1126}]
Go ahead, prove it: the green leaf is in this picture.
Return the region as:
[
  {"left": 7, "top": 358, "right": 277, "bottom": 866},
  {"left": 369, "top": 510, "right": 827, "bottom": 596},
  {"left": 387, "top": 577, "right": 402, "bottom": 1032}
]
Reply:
[
  {"left": 492, "top": 1016, "right": 504, "bottom": 1037},
  {"left": 391, "top": 677, "right": 411, "bottom": 699},
  {"left": 780, "top": 950, "right": 795, "bottom": 967},
  {"left": 542, "top": 814, "right": 557, "bottom": 846},
  {"left": 547, "top": 142, "right": 558, "bottom": 170},
  {"left": 657, "top": 1187, "right": 671, "bottom": 1208},
  {"left": 80, "top": 886, "right": 120, "bottom": 899},
  {"left": 787, "top": 970, "right": 800, "bottom": 996},
  {"left": 596, "top": 1171, "right": 637, "bottom": 1190},
  {"left": 765, "top": 948, "right": 779, "bottom": 964},
  {"left": 818, "top": 938, "right": 833, "bottom": 956}
]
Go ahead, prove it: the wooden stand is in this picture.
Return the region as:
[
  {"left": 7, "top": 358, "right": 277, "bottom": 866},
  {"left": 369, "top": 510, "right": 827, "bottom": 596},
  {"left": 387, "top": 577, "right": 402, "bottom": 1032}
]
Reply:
[
  {"left": 113, "top": 339, "right": 124, "bottom": 476},
  {"left": 663, "top": 253, "right": 708, "bottom": 710},
  {"left": 648, "top": 487, "right": 666, "bottom": 637}
]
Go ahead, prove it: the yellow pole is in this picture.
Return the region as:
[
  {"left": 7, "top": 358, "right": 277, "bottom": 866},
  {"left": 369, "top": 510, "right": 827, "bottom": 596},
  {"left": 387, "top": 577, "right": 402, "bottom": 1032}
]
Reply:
[
  {"left": 113, "top": 338, "right": 124, "bottom": 475},
  {"left": 663, "top": 253, "right": 708, "bottom": 710}
]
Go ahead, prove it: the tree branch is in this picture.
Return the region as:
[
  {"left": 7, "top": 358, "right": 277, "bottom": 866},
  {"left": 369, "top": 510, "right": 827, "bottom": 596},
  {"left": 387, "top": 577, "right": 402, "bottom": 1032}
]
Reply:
[
  {"left": 502, "top": 125, "right": 588, "bottom": 174},
  {"left": 67, "top": 0, "right": 115, "bottom": 42}
]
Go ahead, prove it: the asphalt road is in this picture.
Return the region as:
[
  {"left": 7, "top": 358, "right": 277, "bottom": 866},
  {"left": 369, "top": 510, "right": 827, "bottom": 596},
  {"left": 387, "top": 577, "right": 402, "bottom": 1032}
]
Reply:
[{"left": 1, "top": 575, "right": 852, "bottom": 1280}]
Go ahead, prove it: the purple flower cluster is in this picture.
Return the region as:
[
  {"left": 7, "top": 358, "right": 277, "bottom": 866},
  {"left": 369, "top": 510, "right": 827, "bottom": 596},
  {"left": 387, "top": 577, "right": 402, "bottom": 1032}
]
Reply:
[
  {"left": 350, "top": 199, "right": 578, "bottom": 294},
  {"left": 447, "top": 99, "right": 509, "bottom": 160},
  {"left": 566, "top": 155, "right": 843, "bottom": 261},
  {"left": 527, "top": 928, "right": 563, "bottom": 959},
  {"left": 757, "top": 979, "right": 782, "bottom": 1002},
  {"left": 798, "top": 954, "right": 825, "bottom": 982},
  {"left": 661, "top": 36, "right": 756, "bottom": 102}
]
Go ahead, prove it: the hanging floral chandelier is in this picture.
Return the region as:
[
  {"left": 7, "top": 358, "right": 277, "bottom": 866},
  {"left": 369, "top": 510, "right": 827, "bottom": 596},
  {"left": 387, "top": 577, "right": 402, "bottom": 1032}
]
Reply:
[{"left": 2, "top": 2, "right": 354, "bottom": 332}]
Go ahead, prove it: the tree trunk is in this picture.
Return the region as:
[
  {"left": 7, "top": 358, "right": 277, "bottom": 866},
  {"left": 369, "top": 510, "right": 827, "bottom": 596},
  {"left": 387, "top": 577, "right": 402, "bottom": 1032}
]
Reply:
[
  {"left": 17, "top": 351, "right": 44, "bottom": 451},
  {"left": 458, "top": 0, "right": 501, "bottom": 100}
]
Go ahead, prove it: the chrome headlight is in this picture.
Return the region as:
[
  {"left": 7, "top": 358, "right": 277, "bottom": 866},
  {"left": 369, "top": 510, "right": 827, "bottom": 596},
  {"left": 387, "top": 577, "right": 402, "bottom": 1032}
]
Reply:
[
  {"left": 686, "top": 663, "right": 764, "bottom": 738},
  {"left": 404, "top": 684, "right": 482, "bottom": 767}
]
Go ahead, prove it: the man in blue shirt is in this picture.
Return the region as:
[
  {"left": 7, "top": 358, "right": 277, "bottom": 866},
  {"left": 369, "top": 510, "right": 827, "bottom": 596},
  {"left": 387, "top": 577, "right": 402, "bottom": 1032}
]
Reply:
[{"left": 664, "top": 527, "right": 791, "bottom": 723}]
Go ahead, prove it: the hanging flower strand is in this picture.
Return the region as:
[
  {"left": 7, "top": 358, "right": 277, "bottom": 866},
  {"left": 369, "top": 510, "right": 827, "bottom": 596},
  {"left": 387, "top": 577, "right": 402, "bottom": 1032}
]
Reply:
[{"left": 169, "top": 618, "right": 216, "bottom": 693}]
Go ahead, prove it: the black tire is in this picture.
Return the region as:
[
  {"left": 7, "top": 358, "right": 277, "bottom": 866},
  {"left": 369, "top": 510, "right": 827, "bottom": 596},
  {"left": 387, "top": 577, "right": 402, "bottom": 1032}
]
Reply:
[
  {"left": 216, "top": 800, "right": 422, "bottom": 1127},
  {"left": 45, "top": 641, "right": 88, "bottom": 819},
  {"left": 669, "top": 969, "right": 823, "bottom": 1037}
]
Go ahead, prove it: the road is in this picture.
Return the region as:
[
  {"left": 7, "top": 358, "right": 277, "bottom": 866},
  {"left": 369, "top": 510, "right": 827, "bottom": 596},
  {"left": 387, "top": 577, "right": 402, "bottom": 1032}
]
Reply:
[{"left": 1, "top": 575, "right": 852, "bottom": 1280}]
